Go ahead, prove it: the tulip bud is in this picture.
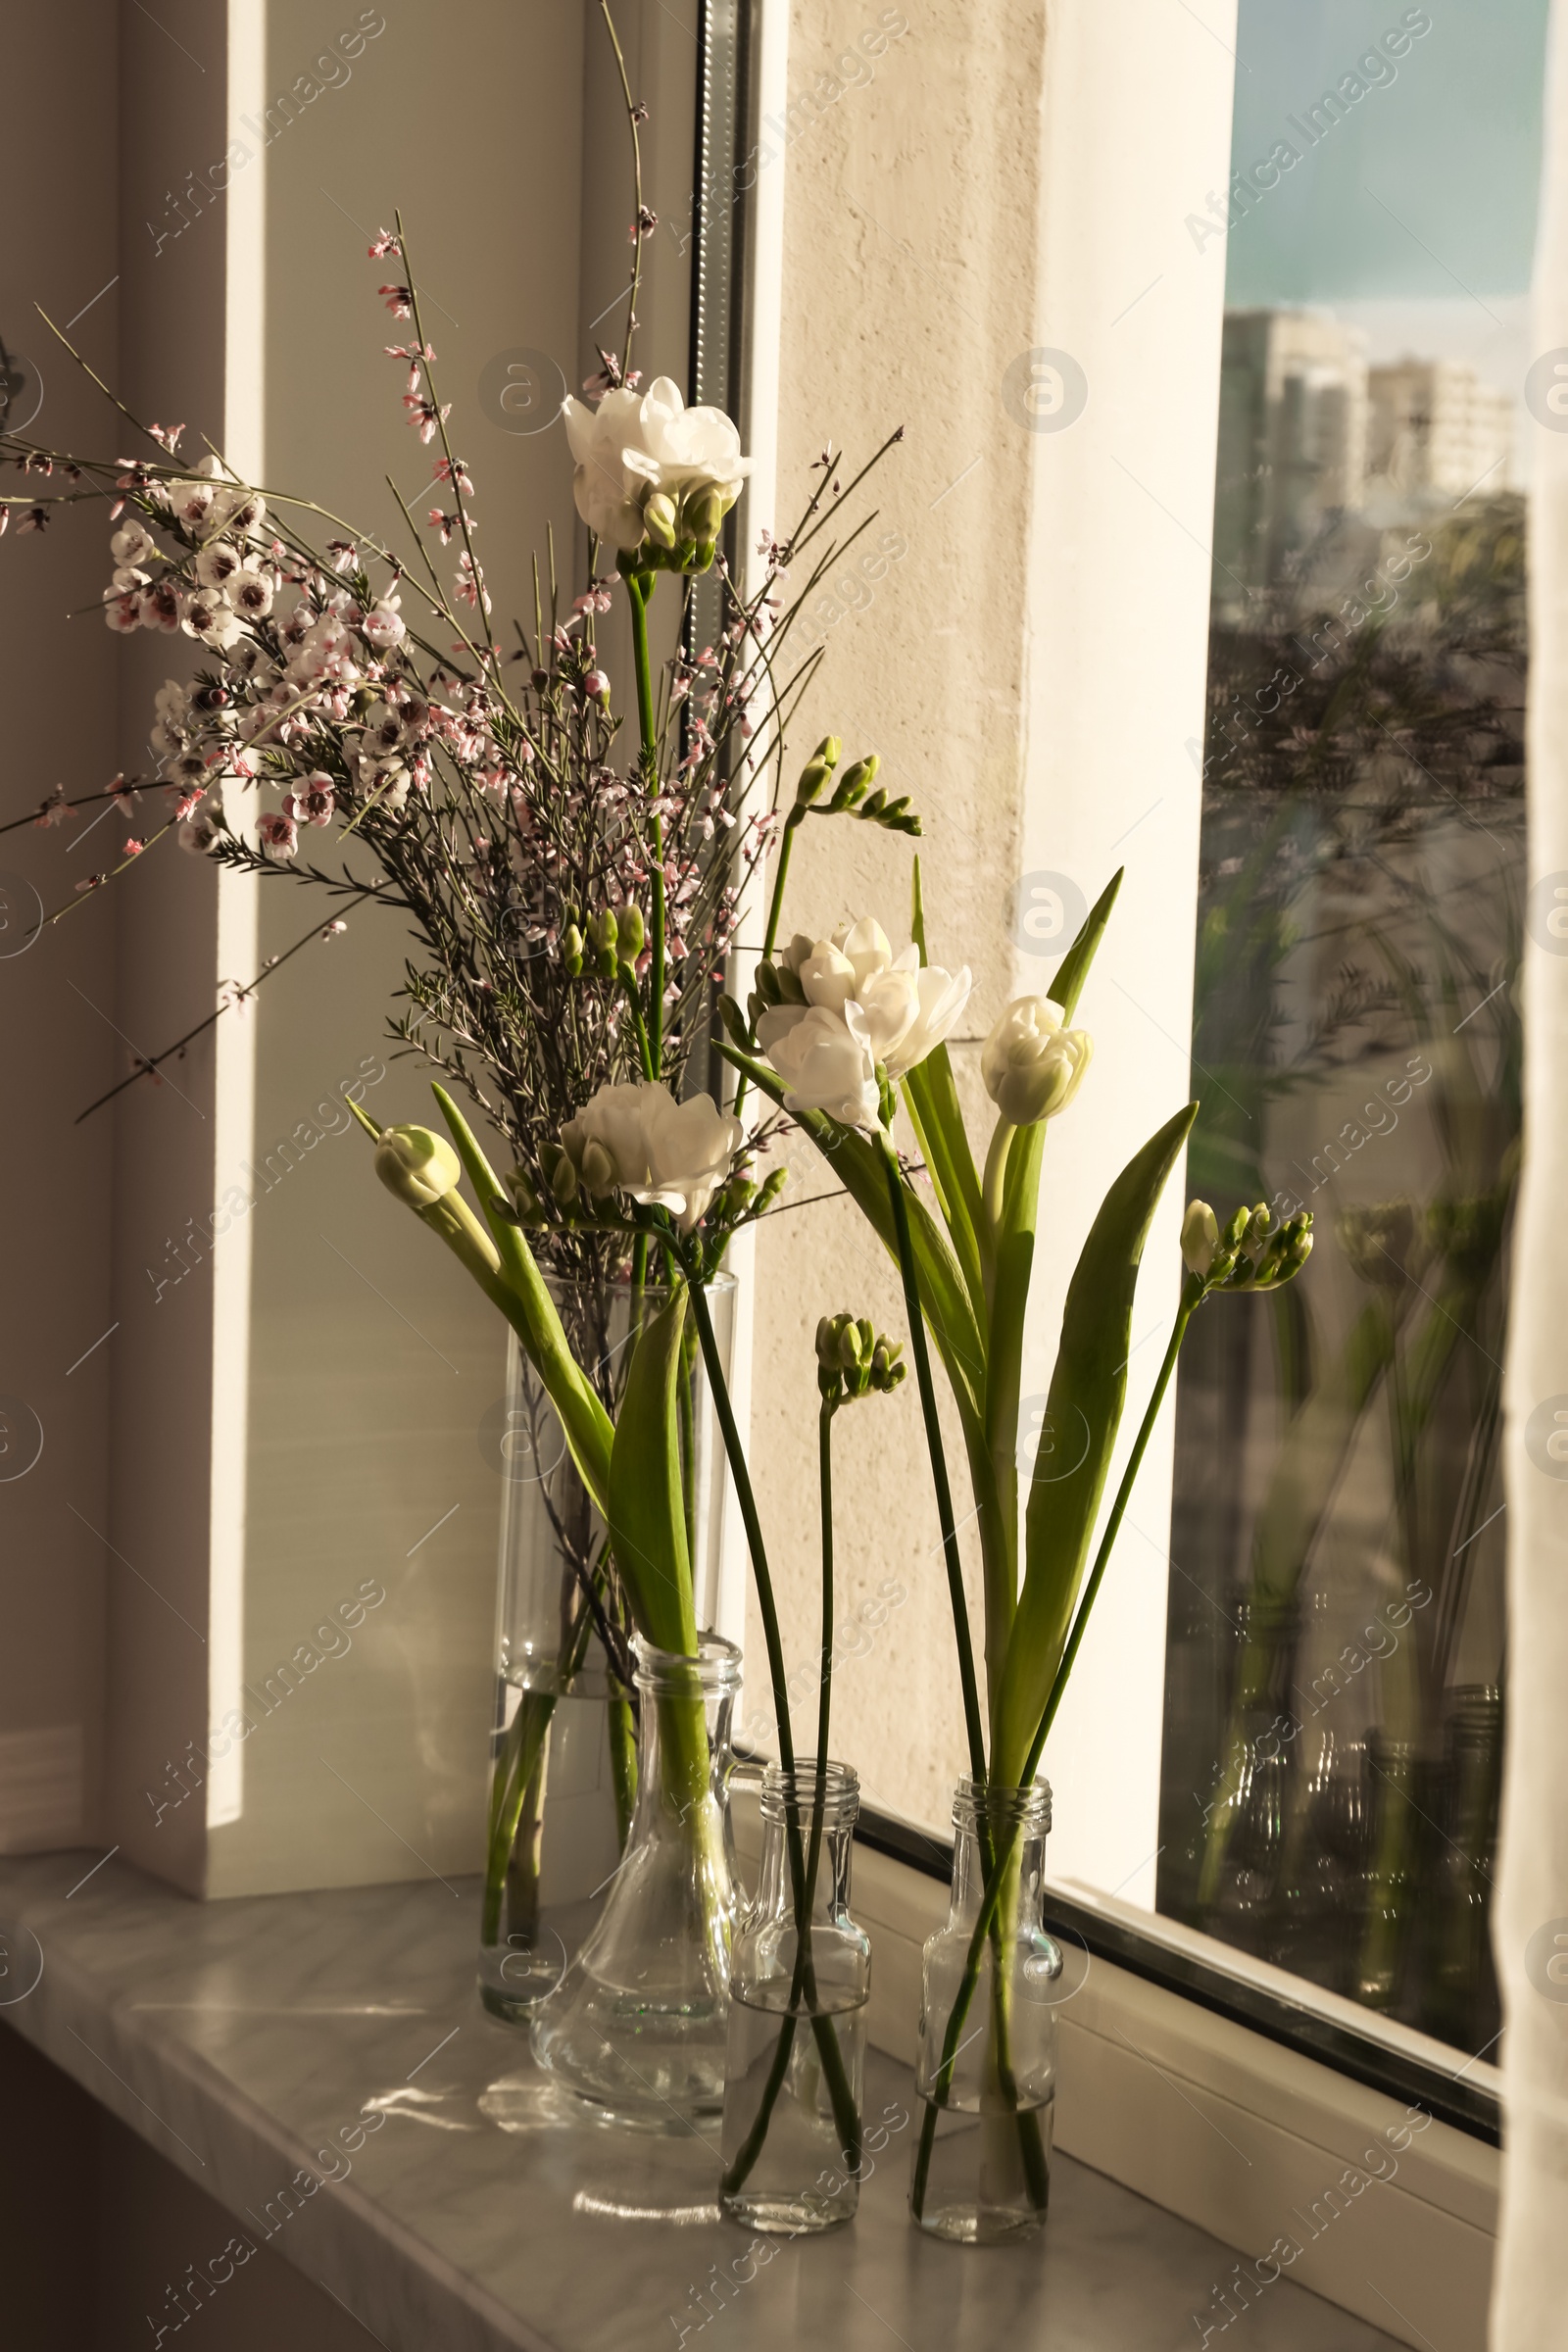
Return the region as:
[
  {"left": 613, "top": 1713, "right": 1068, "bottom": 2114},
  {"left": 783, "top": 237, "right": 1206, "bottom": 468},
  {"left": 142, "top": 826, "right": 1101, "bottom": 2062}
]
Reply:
[
  {"left": 643, "top": 490, "right": 678, "bottom": 549},
  {"left": 617, "top": 904, "right": 646, "bottom": 961},
  {"left": 1181, "top": 1200, "right": 1220, "bottom": 1278},
  {"left": 374, "top": 1124, "right": 462, "bottom": 1209},
  {"left": 794, "top": 736, "right": 842, "bottom": 808}
]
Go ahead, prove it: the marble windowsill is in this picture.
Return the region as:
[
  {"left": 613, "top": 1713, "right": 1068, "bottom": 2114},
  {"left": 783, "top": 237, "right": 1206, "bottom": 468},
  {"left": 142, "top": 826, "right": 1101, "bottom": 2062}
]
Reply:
[{"left": 0, "top": 1853, "right": 1403, "bottom": 2352}]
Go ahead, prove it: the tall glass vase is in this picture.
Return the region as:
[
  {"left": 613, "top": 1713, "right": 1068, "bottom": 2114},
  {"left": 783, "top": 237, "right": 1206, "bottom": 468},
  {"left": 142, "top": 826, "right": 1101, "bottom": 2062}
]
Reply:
[
  {"left": 909, "top": 1779, "right": 1061, "bottom": 2245},
  {"left": 529, "top": 1634, "right": 742, "bottom": 2126},
  {"left": 477, "top": 1273, "right": 734, "bottom": 2022}
]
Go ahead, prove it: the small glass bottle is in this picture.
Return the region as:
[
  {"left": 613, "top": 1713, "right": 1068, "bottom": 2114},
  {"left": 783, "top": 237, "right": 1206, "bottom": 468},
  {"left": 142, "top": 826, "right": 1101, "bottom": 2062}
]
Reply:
[
  {"left": 719, "top": 1761, "right": 870, "bottom": 2233},
  {"left": 909, "top": 1778, "right": 1061, "bottom": 2244},
  {"left": 529, "top": 1633, "right": 741, "bottom": 2127}
]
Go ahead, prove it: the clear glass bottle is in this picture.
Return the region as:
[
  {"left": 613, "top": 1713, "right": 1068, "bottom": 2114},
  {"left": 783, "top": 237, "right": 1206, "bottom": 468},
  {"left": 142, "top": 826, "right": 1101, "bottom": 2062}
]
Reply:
[
  {"left": 477, "top": 1276, "right": 734, "bottom": 2021},
  {"left": 909, "top": 1778, "right": 1061, "bottom": 2244},
  {"left": 719, "top": 1761, "right": 870, "bottom": 2233},
  {"left": 529, "top": 1633, "right": 741, "bottom": 2127}
]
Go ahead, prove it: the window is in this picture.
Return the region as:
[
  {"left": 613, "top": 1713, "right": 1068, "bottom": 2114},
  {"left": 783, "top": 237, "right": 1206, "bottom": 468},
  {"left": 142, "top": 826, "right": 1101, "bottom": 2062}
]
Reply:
[{"left": 1159, "top": 0, "right": 1545, "bottom": 2064}]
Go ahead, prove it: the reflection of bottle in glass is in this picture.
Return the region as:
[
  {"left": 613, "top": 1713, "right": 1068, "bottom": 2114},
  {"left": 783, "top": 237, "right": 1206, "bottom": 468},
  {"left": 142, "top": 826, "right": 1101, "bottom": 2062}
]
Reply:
[
  {"left": 1201, "top": 1594, "right": 1298, "bottom": 1954},
  {"left": 1425, "top": 1686, "right": 1502, "bottom": 2053},
  {"left": 1357, "top": 1732, "right": 1439, "bottom": 2017},
  {"left": 1272, "top": 1724, "right": 1369, "bottom": 1994}
]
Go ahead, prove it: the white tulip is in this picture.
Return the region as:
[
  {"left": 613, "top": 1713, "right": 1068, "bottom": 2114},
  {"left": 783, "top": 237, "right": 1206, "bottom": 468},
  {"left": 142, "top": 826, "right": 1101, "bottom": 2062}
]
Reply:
[
  {"left": 981, "top": 997, "right": 1093, "bottom": 1127},
  {"left": 561, "top": 376, "right": 749, "bottom": 555},
  {"left": 562, "top": 1080, "right": 741, "bottom": 1233},
  {"left": 756, "top": 1004, "right": 881, "bottom": 1129},
  {"left": 375, "top": 1125, "right": 462, "bottom": 1208}
]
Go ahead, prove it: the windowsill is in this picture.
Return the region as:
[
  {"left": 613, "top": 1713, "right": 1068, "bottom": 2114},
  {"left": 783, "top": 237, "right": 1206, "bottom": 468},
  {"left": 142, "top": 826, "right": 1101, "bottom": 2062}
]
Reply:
[{"left": 0, "top": 1850, "right": 1406, "bottom": 2352}]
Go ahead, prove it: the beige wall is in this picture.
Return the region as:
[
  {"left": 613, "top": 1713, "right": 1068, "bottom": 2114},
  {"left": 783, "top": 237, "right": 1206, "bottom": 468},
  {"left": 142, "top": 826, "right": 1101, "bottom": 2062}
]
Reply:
[{"left": 746, "top": 0, "right": 1236, "bottom": 1887}]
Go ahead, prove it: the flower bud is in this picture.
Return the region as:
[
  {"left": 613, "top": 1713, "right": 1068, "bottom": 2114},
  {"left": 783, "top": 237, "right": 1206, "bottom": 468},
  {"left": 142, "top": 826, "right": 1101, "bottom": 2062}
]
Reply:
[
  {"left": 548, "top": 1150, "right": 579, "bottom": 1207},
  {"left": 755, "top": 958, "right": 783, "bottom": 1006},
  {"left": 587, "top": 907, "right": 617, "bottom": 974},
  {"left": 643, "top": 491, "right": 678, "bottom": 549},
  {"left": 617, "top": 904, "right": 646, "bottom": 961},
  {"left": 828, "top": 754, "right": 878, "bottom": 810},
  {"left": 794, "top": 736, "right": 842, "bottom": 808},
  {"left": 579, "top": 1137, "right": 616, "bottom": 1196},
  {"left": 584, "top": 668, "right": 611, "bottom": 703},
  {"left": 981, "top": 998, "right": 1093, "bottom": 1127},
  {"left": 561, "top": 923, "right": 584, "bottom": 976},
  {"left": 374, "top": 1124, "right": 462, "bottom": 1209},
  {"left": 718, "top": 992, "right": 750, "bottom": 1046},
  {"left": 815, "top": 1315, "right": 840, "bottom": 1369},
  {"left": 1181, "top": 1200, "right": 1220, "bottom": 1278},
  {"left": 504, "top": 1165, "right": 544, "bottom": 1224},
  {"left": 682, "top": 485, "right": 726, "bottom": 543}
]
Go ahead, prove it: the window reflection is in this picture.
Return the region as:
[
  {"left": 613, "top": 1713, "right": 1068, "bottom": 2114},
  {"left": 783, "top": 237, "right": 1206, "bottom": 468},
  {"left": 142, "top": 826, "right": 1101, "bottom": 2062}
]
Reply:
[{"left": 1160, "top": 0, "right": 1541, "bottom": 2057}]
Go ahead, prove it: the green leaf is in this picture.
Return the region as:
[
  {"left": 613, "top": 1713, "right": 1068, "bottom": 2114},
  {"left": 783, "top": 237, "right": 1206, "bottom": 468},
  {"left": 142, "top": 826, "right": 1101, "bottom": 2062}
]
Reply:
[
  {"left": 905, "top": 857, "right": 989, "bottom": 1325},
  {"left": 717, "top": 1043, "right": 986, "bottom": 1425},
  {"left": 608, "top": 1287, "right": 698, "bottom": 1654},
  {"left": 431, "top": 1084, "right": 613, "bottom": 1511},
  {"left": 979, "top": 1120, "right": 1046, "bottom": 1683},
  {"left": 993, "top": 1101, "right": 1197, "bottom": 1783},
  {"left": 1049, "top": 868, "right": 1123, "bottom": 1019}
]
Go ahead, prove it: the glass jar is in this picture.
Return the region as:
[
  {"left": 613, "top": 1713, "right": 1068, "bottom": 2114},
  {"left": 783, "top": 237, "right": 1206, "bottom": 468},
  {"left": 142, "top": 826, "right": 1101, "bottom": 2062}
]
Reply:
[
  {"left": 478, "top": 1276, "right": 734, "bottom": 2020},
  {"left": 529, "top": 1633, "right": 741, "bottom": 2127},
  {"left": 719, "top": 1761, "right": 870, "bottom": 2234},
  {"left": 909, "top": 1778, "right": 1060, "bottom": 2244}
]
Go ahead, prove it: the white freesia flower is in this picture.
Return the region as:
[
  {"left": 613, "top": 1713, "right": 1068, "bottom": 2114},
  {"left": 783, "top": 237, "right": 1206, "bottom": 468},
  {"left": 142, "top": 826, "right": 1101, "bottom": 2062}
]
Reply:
[
  {"left": 763, "top": 916, "right": 971, "bottom": 1123},
  {"left": 886, "top": 960, "right": 975, "bottom": 1079},
  {"left": 562, "top": 1080, "right": 741, "bottom": 1233},
  {"left": 980, "top": 996, "right": 1093, "bottom": 1126},
  {"left": 561, "top": 376, "right": 750, "bottom": 554},
  {"left": 756, "top": 1004, "right": 881, "bottom": 1129}
]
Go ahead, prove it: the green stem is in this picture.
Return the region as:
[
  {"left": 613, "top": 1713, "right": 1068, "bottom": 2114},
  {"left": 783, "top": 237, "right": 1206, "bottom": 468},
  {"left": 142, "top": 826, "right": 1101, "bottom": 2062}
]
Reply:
[
  {"left": 625, "top": 569, "right": 665, "bottom": 1072},
  {"left": 910, "top": 1292, "right": 1197, "bottom": 2219},
  {"left": 687, "top": 1272, "right": 793, "bottom": 1768},
  {"left": 690, "top": 1284, "right": 859, "bottom": 2192},
  {"left": 878, "top": 1126, "right": 987, "bottom": 1785},
  {"left": 731, "top": 807, "right": 801, "bottom": 1126}
]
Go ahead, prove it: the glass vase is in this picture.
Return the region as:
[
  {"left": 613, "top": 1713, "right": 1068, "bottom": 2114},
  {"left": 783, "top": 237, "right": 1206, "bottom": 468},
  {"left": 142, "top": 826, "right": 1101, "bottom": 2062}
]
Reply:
[
  {"left": 909, "top": 1778, "right": 1060, "bottom": 2245},
  {"left": 529, "top": 1633, "right": 742, "bottom": 2127},
  {"left": 477, "top": 1274, "right": 734, "bottom": 2021},
  {"left": 719, "top": 1761, "right": 870, "bottom": 2234}
]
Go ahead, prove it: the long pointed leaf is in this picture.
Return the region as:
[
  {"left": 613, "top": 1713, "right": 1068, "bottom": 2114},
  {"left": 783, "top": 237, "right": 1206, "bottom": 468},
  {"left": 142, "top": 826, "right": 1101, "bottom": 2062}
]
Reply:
[
  {"left": 1050, "top": 867, "right": 1123, "bottom": 1018},
  {"left": 431, "top": 1083, "right": 613, "bottom": 1510},
  {"left": 994, "top": 1102, "right": 1197, "bottom": 1782},
  {"left": 609, "top": 1287, "right": 698, "bottom": 1653}
]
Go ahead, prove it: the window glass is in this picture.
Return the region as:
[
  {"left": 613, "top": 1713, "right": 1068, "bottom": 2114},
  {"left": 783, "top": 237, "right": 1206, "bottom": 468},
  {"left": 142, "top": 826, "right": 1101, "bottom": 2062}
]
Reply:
[{"left": 1159, "top": 0, "right": 1546, "bottom": 2057}]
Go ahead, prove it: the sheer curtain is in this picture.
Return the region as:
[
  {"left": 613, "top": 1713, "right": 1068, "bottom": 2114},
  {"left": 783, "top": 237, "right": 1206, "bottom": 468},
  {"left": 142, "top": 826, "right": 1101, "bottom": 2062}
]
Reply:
[{"left": 1494, "top": 3, "right": 1568, "bottom": 2336}]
